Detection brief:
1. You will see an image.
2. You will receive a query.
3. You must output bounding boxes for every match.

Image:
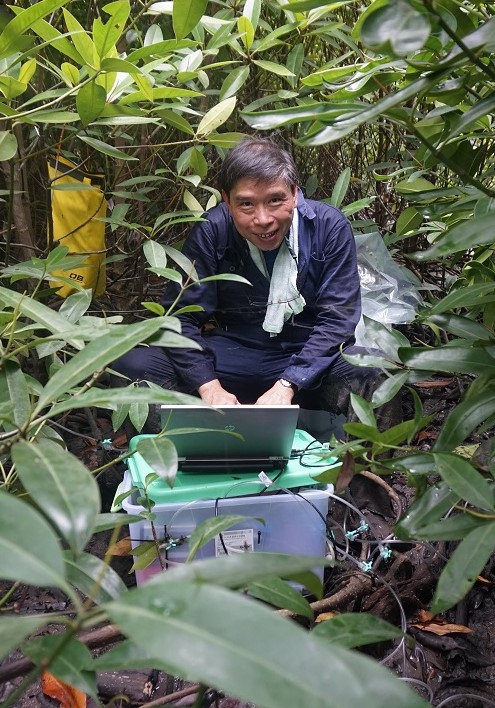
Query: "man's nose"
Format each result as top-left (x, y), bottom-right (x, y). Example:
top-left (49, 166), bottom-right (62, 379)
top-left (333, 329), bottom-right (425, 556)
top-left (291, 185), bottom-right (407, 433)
top-left (253, 205), bottom-right (273, 225)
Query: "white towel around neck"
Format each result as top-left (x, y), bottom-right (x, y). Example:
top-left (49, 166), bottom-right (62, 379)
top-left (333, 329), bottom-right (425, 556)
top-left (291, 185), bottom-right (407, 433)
top-left (246, 210), bottom-right (306, 336)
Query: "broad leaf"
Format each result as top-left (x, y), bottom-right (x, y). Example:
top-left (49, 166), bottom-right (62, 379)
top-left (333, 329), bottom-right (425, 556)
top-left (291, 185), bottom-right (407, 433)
top-left (35, 318), bottom-right (169, 411)
top-left (435, 387), bottom-right (495, 451)
top-left (187, 515), bottom-right (255, 561)
top-left (136, 435), bottom-right (178, 487)
top-left (399, 345), bottom-right (495, 376)
top-left (0, 491), bottom-right (67, 590)
top-left (173, 0), bottom-right (208, 40)
top-left (432, 453), bottom-right (495, 512)
top-left (78, 135), bottom-right (138, 160)
top-left (247, 575), bottom-right (314, 618)
top-left (395, 483), bottom-right (460, 540)
top-left (432, 523), bottom-right (495, 614)
top-left (417, 214), bottom-right (495, 259)
top-left (76, 80), bottom-right (106, 126)
top-left (24, 634), bottom-right (97, 700)
top-left (3, 361), bottom-right (30, 427)
top-left (13, 440), bottom-right (100, 554)
top-left (0, 286), bottom-right (85, 350)
top-left (0, 615), bottom-right (53, 662)
top-left (196, 97), bottom-right (236, 137)
top-left (64, 551), bottom-right (127, 604)
top-left (0, 130), bottom-right (17, 161)
top-left (313, 612), bottom-right (402, 649)
top-left (107, 582), bottom-right (427, 708)
top-left (406, 513), bottom-right (493, 541)
top-left (0, 0), bottom-right (71, 60)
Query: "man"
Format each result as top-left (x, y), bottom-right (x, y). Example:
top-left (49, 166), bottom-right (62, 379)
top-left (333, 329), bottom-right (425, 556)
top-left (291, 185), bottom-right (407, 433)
top-left (114, 137), bottom-right (389, 424)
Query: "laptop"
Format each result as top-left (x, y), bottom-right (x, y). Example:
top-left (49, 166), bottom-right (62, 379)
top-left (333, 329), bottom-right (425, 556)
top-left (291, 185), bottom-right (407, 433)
top-left (159, 404), bottom-right (299, 472)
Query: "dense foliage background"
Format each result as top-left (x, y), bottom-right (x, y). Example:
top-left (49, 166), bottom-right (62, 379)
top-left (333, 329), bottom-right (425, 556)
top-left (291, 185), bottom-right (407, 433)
top-left (1, 0), bottom-right (495, 705)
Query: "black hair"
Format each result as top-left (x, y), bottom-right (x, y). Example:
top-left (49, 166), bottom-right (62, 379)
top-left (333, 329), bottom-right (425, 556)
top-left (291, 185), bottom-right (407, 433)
top-left (219, 137), bottom-right (298, 195)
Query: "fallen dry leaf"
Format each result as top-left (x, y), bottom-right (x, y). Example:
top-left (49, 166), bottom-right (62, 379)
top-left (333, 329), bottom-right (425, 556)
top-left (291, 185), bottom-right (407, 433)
top-left (410, 621), bottom-right (472, 636)
top-left (110, 536), bottom-right (132, 556)
top-left (42, 672), bottom-right (86, 708)
top-left (315, 611), bottom-right (339, 623)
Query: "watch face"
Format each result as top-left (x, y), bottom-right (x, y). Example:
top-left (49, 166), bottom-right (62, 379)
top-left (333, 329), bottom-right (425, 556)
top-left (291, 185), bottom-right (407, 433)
top-left (279, 379), bottom-right (292, 387)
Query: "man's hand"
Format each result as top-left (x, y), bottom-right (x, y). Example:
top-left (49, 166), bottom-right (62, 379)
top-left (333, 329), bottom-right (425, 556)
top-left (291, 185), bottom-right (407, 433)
top-left (198, 379), bottom-right (240, 405)
top-left (256, 380), bottom-right (295, 406)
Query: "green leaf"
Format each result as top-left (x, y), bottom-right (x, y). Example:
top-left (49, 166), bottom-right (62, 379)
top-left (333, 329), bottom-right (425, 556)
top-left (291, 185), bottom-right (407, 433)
top-left (312, 613), bottom-right (402, 649)
top-left (371, 371), bottom-right (409, 407)
top-left (426, 313), bottom-right (492, 341)
top-left (416, 214), bottom-right (495, 260)
top-left (35, 318), bottom-right (168, 411)
top-left (0, 286), bottom-right (85, 350)
top-left (107, 582), bottom-right (428, 708)
top-left (76, 80), bottom-right (107, 127)
top-left (220, 65), bottom-right (250, 101)
top-left (187, 515), bottom-right (254, 562)
top-left (252, 59), bottom-right (295, 78)
top-left (329, 167), bottom-right (350, 208)
top-left (0, 130), bottom-right (17, 161)
top-left (432, 523), bottom-right (495, 614)
top-left (24, 634), bottom-right (97, 700)
top-left (247, 575), bottom-right (314, 618)
top-left (360, 0), bottom-right (430, 56)
top-left (0, 491), bottom-right (67, 589)
top-left (238, 15), bottom-right (254, 50)
top-left (64, 551), bottom-right (127, 604)
top-left (93, 0), bottom-right (130, 59)
top-left (153, 108), bottom-right (195, 135)
top-left (0, 0), bottom-right (71, 61)
top-left (395, 483), bottom-right (460, 540)
top-left (399, 344), bottom-right (495, 376)
top-left (143, 239), bottom-right (167, 269)
top-left (406, 513), bottom-right (492, 541)
top-left (162, 244), bottom-right (199, 281)
top-left (12, 440), bottom-right (100, 554)
top-left (432, 453), bottom-right (495, 512)
top-left (435, 387), bottom-right (495, 451)
top-left (45, 386), bottom-right (201, 420)
top-left (396, 177), bottom-right (436, 194)
top-left (196, 97), bottom-right (237, 137)
top-left (0, 615), bottom-right (53, 662)
top-left (3, 360), bottom-right (30, 427)
top-left (136, 436), bottom-right (178, 487)
top-left (207, 131), bottom-right (247, 148)
top-left (350, 393), bottom-right (376, 426)
top-left (78, 134), bottom-right (138, 160)
top-left (173, 0), bottom-right (208, 40)
top-left (396, 206), bottom-right (422, 236)
top-left (62, 8), bottom-right (97, 67)
top-left (426, 283), bottom-right (495, 315)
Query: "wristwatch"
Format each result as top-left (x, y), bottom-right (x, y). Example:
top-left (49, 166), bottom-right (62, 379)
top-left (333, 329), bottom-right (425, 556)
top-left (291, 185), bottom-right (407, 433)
top-left (278, 378), bottom-right (297, 391)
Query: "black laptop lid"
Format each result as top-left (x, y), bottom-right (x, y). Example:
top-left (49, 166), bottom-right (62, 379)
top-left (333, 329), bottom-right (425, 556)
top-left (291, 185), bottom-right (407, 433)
top-left (159, 405), bottom-right (299, 472)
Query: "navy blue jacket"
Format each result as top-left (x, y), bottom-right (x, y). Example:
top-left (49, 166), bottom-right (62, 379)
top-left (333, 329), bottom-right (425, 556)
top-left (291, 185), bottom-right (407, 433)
top-left (160, 191), bottom-right (361, 391)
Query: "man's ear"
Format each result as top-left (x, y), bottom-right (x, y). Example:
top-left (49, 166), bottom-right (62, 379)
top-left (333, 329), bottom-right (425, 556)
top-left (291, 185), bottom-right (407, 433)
top-left (222, 189), bottom-right (230, 206)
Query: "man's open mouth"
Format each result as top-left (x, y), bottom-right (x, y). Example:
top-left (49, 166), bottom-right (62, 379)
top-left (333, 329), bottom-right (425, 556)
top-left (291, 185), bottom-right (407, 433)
top-left (259, 229), bottom-right (277, 239)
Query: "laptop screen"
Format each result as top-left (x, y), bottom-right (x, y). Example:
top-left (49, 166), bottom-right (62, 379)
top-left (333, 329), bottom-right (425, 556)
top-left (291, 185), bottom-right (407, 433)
top-left (159, 404), bottom-right (300, 472)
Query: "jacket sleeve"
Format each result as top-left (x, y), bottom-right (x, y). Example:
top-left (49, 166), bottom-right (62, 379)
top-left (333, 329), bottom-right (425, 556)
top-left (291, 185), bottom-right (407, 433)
top-left (281, 208), bottom-right (361, 389)
top-left (159, 215), bottom-right (225, 391)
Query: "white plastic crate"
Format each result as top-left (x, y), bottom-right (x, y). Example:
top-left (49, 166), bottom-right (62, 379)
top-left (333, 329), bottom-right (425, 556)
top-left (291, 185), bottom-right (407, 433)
top-left (118, 472), bottom-right (332, 585)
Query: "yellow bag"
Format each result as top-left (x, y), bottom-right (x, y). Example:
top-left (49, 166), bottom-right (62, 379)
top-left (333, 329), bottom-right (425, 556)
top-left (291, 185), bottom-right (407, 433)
top-left (48, 154), bottom-right (106, 297)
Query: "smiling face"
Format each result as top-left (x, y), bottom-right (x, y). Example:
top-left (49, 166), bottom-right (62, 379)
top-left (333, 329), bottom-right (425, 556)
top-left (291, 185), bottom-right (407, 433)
top-left (222, 177), bottom-right (298, 251)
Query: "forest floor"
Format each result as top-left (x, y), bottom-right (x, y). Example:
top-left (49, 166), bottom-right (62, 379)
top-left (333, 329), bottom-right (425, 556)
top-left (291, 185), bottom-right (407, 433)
top-left (1, 378), bottom-right (495, 708)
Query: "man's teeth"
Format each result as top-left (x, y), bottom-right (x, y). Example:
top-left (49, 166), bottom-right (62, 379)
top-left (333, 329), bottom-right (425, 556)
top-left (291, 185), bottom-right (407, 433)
top-left (260, 230), bottom-right (276, 239)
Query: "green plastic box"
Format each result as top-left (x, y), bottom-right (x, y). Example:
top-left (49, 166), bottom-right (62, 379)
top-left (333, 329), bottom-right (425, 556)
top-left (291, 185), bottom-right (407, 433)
top-left (124, 429), bottom-right (338, 505)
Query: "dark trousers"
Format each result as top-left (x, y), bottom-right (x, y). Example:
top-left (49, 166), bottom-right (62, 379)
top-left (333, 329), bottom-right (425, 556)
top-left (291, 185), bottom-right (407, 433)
top-left (112, 334), bottom-right (401, 433)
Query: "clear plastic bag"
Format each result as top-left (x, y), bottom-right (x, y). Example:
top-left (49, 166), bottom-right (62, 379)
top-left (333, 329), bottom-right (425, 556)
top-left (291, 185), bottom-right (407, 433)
top-left (354, 232), bottom-right (423, 345)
